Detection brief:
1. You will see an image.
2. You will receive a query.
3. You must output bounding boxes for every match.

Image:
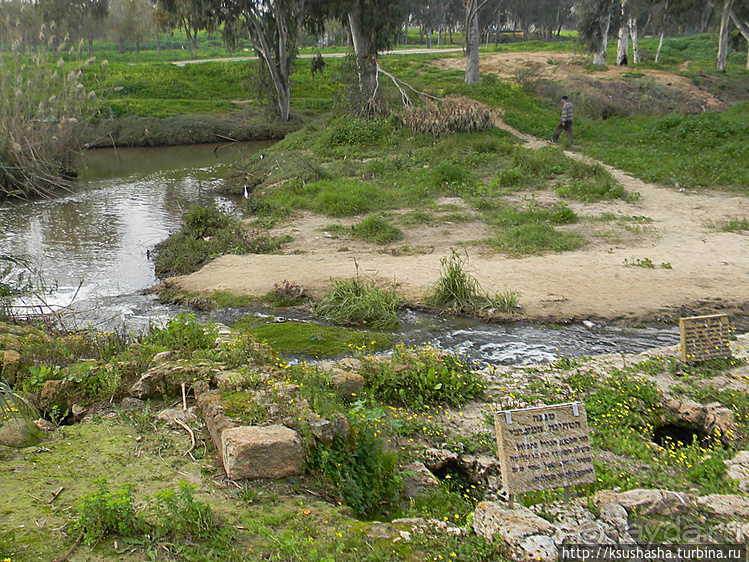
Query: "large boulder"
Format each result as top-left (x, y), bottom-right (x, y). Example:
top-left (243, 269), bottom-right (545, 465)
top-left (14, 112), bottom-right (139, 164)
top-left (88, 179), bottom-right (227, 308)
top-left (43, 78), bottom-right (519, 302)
top-left (473, 501), bottom-right (555, 548)
top-left (129, 360), bottom-right (220, 399)
top-left (403, 462), bottom-right (440, 499)
top-left (0, 419), bottom-right (41, 448)
top-left (221, 424), bottom-right (304, 480)
top-left (596, 489), bottom-right (692, 517)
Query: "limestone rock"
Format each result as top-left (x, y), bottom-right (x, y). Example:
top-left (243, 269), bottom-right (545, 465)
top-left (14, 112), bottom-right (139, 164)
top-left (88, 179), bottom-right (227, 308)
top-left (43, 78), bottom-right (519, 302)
top-left (604, 489), bottom-right (692, 517)
top-left (403, 461), bottom-right (440, 499)
top-left (309, 414), bottom-right (351, 445)
top-left (725, 450), bottom-right (749, 492)
top-left (151, 350), bottom-right (174, 365)
top-left (119, 397), bottom-right (145, 411)
top-left (197, 390), bottom-right (237, 464)
top-left (473, 501), bottom-right (555, 544)
top-left (221, 424), bottom-right (304, 480)
top-left (39, 379), bottom-right (72, 413)
top-left (695, 494), bottom-right (749, 518)
top-left (422, 447), bottom-right (459, 472)
top-left (156, 407), bottom-right (198, 424)
top-left (0, 419), bottom-right (41, 448)
top-left (330, 370), bottom-right (365, 399)
top-left (2, 349), bottom-right (21, 386)
top-left (129, 360), bottom-right (218, 399)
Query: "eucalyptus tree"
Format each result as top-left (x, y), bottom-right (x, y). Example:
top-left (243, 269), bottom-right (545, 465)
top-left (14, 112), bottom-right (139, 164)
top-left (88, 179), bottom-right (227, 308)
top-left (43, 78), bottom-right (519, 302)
top-left (39, 0), bottom-right (109, 53)
top-left (464, 0), bottom-right (488, 83)
top-left (577, 0), bottom-right (615, 66)
top-left (216, 0), bottom-right (321, 121)
top-left (157, 0), bottom-right (215, 57)
top-left (322, 0), bottom-right (405, 101)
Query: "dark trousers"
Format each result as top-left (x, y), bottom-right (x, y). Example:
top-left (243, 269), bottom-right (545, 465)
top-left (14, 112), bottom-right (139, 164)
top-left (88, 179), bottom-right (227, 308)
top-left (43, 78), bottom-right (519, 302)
top-left (552, 121), bottom-right (573, 145)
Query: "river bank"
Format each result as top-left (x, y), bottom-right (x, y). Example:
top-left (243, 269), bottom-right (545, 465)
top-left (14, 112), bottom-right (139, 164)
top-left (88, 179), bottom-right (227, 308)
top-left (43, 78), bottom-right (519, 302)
top-left (76, 110), bottom-right (309, 149)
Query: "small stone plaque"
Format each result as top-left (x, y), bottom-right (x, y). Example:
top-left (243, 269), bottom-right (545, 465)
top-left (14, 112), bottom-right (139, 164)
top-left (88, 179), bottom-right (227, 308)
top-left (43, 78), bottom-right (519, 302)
top-left (680, 314), bottom-right (732, 363)
top-left (495, 402), bottom-right (595, 495)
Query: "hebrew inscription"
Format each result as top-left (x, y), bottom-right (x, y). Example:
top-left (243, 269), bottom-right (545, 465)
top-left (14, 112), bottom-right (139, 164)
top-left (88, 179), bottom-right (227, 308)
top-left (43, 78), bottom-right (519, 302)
top-left (495, 402), bottom-right (595, 495)
top-left (680, 314), bottom-right (731, 363)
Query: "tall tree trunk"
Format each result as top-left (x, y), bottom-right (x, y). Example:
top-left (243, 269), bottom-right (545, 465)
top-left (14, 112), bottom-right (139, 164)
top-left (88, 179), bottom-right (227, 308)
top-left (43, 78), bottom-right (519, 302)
top-left (247, 6), bottom-right (293, 121)
top-left (655, 30), bottom-right (665, 63)
top-left (426, 27), bottom-right (432, 48)
top-left (594, 10), bottom-right (612, 66)
top-left (617, 0), bottom-right (630, 65)
top-left (464, 0), bottom-right (481, 83)
top-left (348, 7), bottom-right (378, 99)
top-left (88, 34), bottom-right (94, 55)
top-left (716, 0), bottom-right (734, 71)
top-left (438, 25), bottom-right (443, 46)
top-left (630, 17), bottom-right (640, 63)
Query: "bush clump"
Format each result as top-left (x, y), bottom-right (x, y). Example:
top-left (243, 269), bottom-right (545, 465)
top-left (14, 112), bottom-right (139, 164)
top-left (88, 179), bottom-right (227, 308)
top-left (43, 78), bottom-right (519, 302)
top-left (351, 215), bottom-right (404, 244)
top-left (360, 344), bottom-right (486, 408)
top-left (153, 204), bottom-right (291, 277)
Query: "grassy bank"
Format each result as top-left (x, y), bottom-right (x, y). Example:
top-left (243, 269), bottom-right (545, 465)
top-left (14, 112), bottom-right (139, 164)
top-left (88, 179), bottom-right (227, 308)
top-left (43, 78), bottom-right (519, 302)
top-left (2, 317), bottom-right (748, 561)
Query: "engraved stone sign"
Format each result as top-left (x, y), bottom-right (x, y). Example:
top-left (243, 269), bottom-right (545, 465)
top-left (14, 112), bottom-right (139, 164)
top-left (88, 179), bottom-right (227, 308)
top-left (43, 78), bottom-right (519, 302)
top-left (495, 402), bottom-right (595, 495)
top-left (680, 314), bottom-right (732, 363)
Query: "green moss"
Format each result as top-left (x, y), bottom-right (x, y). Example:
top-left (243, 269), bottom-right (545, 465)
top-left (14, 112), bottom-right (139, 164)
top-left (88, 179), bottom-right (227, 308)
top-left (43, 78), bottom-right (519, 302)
top-left (234, 318), bottom-right (394, 358)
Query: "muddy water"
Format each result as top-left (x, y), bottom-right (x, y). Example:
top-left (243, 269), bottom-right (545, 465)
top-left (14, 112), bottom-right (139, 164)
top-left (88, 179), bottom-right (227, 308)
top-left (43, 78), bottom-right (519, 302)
top-left (0, 141), bottom-right (271, 330)
top-left (0, 142), bottom-right (680, 363)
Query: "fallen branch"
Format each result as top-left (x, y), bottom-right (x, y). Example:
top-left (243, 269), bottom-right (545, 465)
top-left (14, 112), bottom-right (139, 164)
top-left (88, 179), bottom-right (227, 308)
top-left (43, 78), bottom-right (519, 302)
top-left (181, 382), bottom-right (187, 412)
top-left (48, 486), bottom-right (65, 504)
top-left (375, 60), bottom-right (442, 106)
top-left (53, 532), bottom-right (83, 562)
top-left (174, 418), bottom-right (196, 456)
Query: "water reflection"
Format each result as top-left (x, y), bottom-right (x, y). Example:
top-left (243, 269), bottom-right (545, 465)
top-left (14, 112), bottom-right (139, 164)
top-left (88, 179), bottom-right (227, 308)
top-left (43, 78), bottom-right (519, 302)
top-left (0, 141), bottom-right (271, 312)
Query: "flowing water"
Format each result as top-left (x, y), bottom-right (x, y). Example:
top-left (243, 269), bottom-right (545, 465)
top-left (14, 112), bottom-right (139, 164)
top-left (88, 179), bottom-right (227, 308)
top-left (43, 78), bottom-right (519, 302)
top-left (0, 142), bottom-right (680, 365)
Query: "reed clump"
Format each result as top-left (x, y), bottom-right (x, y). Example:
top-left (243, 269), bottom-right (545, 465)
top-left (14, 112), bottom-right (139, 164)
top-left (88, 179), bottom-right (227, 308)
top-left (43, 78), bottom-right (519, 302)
top-left (0, 22), bottom-right (104, 199)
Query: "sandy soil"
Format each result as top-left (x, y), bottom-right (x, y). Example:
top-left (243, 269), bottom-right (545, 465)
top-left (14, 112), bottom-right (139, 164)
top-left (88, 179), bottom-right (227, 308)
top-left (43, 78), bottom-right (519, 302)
top-left (172, 59), bottom-right (748, 324)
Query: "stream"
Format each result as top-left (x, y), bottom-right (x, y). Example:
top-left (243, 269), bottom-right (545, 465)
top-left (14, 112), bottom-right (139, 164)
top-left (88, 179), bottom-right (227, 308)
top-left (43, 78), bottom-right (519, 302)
top-left (0, 143), bottom-right (680, 365)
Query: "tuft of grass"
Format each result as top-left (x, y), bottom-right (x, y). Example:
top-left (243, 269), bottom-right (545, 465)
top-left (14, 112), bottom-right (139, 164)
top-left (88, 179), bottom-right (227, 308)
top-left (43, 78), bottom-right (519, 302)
top-left (313, 274), bottom-right (401, 330)
top-left (719, 217), bottom-right (749, 233)
top-left (351, 215), bottom-right (404, 244)
top-left (488, 223), bottom-right (584, 255)
top-left (425, 250), bottom-right (519, 315)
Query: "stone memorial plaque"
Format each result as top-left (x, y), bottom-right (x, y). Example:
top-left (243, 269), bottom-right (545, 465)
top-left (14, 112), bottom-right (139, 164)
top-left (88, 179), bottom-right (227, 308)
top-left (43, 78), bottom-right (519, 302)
top-left (495, 402), bottom-right (595, 495)
top-left (680, 314), bottom-right (732, 363)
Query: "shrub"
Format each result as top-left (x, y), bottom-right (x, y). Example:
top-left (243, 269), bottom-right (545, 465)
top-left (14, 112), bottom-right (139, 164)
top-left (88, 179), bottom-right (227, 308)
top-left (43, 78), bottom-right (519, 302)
top-left (153, 204), bottom-right (291, 277)
top-left (360, 344), bottom-right (486, 408)
top-left (144, 313), bottom-right (217, 353)
top-left (313, 275), bottom-right (400, 330)
top-left (310, 421), bottom-right (402, 519)
top-left (351, 215), bottom-right (404, 244)
top-left (74, 480), bottom-right (142, 545)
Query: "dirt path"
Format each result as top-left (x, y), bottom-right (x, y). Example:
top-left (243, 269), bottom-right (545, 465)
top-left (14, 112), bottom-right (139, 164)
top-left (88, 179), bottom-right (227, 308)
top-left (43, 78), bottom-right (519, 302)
top-left (173, 83), bottom-right (748, 324)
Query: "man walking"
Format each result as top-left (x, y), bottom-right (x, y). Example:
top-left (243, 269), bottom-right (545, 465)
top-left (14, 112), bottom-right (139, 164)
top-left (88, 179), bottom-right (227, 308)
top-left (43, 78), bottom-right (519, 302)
top-left (550, 95), bottom-right (573, 147)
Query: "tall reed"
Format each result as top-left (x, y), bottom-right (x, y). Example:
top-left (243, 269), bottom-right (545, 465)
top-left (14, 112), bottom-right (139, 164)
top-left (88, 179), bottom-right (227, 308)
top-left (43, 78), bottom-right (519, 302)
top-left (1, 20), bottom-right (105, 198)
